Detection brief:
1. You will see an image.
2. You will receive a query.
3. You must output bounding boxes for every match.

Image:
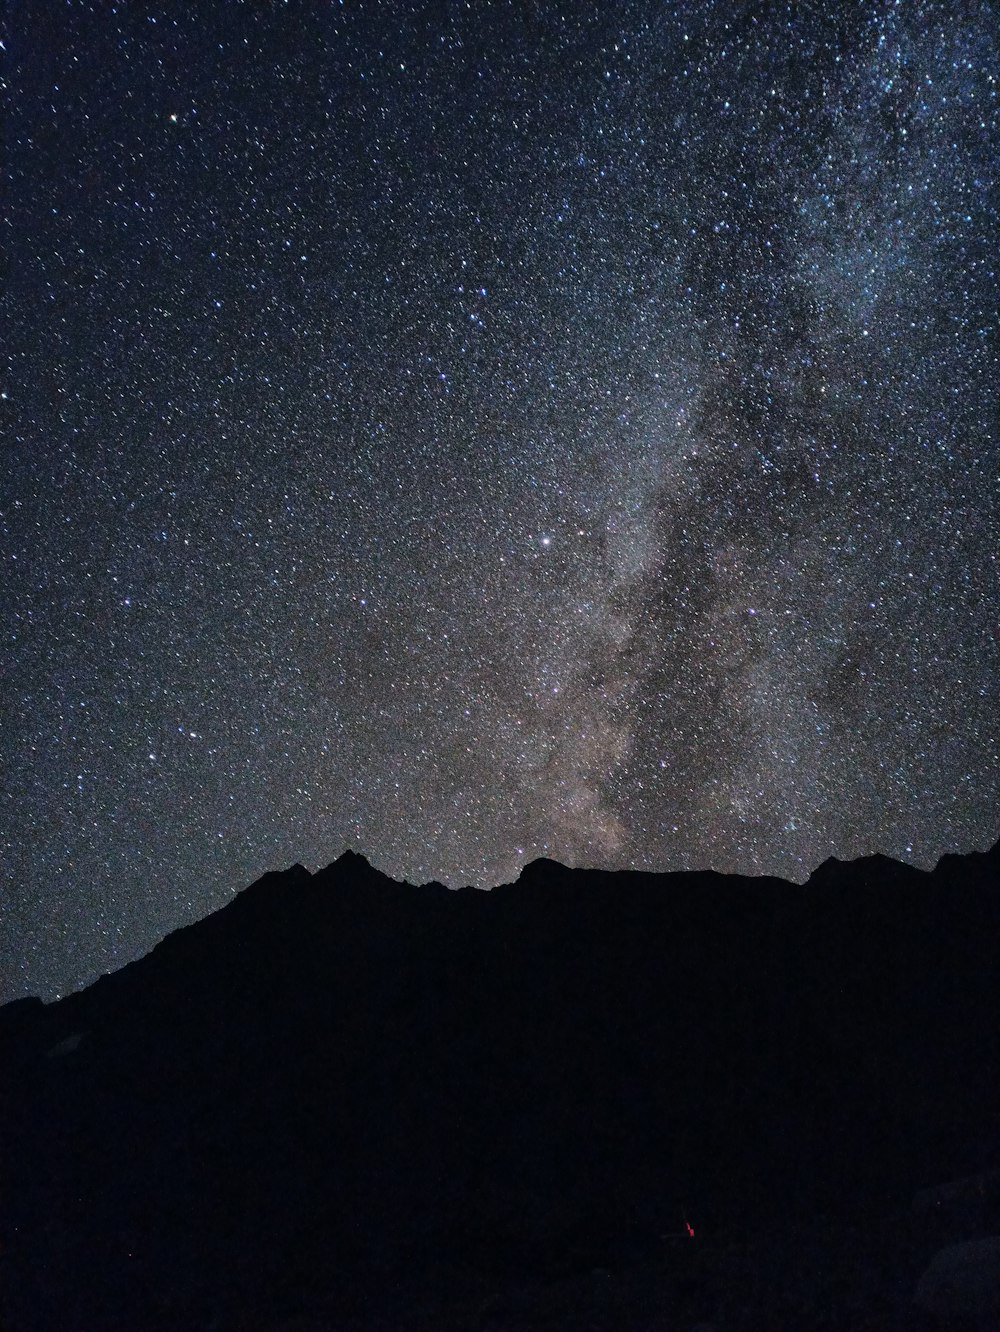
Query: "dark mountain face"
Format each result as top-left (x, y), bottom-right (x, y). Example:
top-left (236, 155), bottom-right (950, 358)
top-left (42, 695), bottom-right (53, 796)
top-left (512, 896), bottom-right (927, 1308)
top-left (2, 843), bottom-right (998, 1330)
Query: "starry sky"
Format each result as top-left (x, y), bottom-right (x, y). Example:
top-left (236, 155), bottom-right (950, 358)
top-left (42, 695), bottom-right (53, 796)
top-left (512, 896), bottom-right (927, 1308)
top-left (4, 0), bottom-right (998, 1002)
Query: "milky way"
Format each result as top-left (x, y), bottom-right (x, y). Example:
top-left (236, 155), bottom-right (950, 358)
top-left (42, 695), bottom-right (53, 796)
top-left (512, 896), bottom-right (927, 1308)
top-left (3, 1), bottom-right (998, 1000)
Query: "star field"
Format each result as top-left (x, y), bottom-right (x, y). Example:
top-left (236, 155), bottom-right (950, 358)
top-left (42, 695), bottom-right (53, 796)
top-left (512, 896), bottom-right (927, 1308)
top-left (3, 0), bottom-right (998, 1000)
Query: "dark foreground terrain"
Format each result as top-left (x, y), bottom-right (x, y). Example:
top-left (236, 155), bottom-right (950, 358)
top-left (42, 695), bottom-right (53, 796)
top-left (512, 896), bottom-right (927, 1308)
top-left (3, 843), bottom-right (999, 1330)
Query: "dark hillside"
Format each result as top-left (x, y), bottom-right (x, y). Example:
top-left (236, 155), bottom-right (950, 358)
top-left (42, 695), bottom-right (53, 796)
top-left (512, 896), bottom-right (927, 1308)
top-left (2, 843), bottom-right (998, 1329)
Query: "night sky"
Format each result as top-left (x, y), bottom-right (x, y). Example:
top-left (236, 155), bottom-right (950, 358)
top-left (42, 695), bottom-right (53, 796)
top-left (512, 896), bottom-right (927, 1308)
top-left (4, 0), bottom-right (998, 1002)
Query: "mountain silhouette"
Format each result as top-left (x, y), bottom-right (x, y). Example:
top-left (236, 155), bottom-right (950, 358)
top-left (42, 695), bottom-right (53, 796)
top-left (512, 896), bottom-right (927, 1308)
top-left (2, 842), bottom-right (999, 1330)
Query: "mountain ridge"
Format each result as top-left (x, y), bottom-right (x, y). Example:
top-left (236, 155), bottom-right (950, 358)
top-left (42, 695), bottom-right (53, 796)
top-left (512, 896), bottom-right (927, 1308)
top-left (8, 840), bottom-right (999, 1017)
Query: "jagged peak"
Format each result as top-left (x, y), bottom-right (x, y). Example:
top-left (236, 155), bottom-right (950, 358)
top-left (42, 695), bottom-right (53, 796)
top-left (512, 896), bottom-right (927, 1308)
top-left (326, 848), bottom-right (381, 876)
top-left (806, 850), bottom-right (921, 885)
